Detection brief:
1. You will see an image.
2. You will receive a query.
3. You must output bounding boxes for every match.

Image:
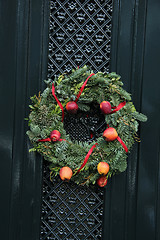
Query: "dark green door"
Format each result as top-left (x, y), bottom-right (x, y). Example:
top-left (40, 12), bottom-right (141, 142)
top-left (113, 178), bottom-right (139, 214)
top-left (0, 0), bottom-right (160, 239)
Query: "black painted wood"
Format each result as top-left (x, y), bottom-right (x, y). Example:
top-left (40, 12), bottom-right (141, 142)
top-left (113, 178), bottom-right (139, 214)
top-left (136, 1), bottom-right (160, 239)
top-left (0, 1), bottom-right (17, 239)
top-left (0, 0), bottom-right (160, 240)
top-left (0, 0), bottom-right (49, 239)
top-left (103, 1), bottom-right (137, 239)
top-left (103, 1), bottom-right (160, 240)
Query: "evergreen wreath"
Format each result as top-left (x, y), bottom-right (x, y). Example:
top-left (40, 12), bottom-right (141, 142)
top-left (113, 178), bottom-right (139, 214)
top-left (27, 66), bottom-right (147, 186)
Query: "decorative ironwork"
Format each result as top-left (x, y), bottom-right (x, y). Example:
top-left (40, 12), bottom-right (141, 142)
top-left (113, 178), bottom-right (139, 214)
top-left (64, 104), bottom-right (107, 143)
top-left (41, 164), bottom-right (104, 240)
top-left (40, 107), bottom-right (106, 240)
top-left (41, 0), bottom-right (113, 239)
top-left (48, 0), bottom-right (113, 78)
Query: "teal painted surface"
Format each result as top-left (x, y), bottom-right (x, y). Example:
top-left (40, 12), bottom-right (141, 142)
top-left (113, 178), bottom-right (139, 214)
top-left (0, 0), bottom-right (160, 239)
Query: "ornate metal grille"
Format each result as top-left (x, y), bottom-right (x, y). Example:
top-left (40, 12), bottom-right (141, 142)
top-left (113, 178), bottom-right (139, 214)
top-left (41, 0), bottom-right (113, 239)
top-left (48, 0), bottom-right (113, 78)
top-left (41, 164), bottom-right (104, 240)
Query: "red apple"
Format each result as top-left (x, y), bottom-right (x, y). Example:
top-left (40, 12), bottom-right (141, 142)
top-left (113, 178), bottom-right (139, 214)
top-left (103, 127), bottom-right (118, 141)
top-left (66, 101), bottom-right (78, 114)
top-left (97, 176), bottom-right (108, 187)
top-left (97, 162), bottom-right (109, 175)
top-left (100, 101), bottom-right (111, 114)
top-left (59, 167), bottom-right (73, 181)
top-left (50, 130), bottom-right (61, 142)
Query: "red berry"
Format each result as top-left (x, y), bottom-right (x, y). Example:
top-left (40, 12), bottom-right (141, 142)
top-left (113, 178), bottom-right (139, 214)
top-left (97, 176), bottom-right (108, 187)
top-left (103, 127), bottom-right (118, 141)
top-left (50, 130), bottom-right (61, 142)
top-left (66, 101), bottom-right (78, 114)
top-left (100, 101), bottom-right (111, 114)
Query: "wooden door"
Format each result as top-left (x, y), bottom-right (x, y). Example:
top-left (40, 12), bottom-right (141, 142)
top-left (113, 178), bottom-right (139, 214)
top-left (0, 0), bottom-right (160, 239)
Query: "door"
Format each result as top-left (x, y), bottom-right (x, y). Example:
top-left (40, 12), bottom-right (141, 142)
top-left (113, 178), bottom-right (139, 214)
top-left (0, 0), bottom-right (160, 240)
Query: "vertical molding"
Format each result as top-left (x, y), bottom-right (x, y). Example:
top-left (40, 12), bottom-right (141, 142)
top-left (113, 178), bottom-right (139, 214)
top-left (156, 137), bottom-right (160, 240)
top-left (136, 0), bottom-right (160, 239)
top-left (0, 1), bottom-right (17, 239)
top-left (102, 1), bottom-right (121, 237)
top-left (8, 0), bottom-right (32, 239)
top-left (111, 1), bottom-right (137, 240)
top-left (8, 0), bottom-right (49, 239)
top-left (125, 1), bottom-right (148, 240)
top-left (41, 0), bottom-right (50, 89)
top-left (104, 0), bottom-right (147, 240)
top-left (105, 0), bottom-right (160, 240)
top-left (130, 0), bottom-right (148, 111)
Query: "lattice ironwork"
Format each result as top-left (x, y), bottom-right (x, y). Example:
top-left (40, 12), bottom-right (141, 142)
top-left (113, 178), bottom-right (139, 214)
top-left (40, 107), bottom-right (106, 240)
top-left (41, 164), bottom-right (104, 240)
top-left (48, 0), bottom-right (113, 78)
top-left (41, 0), bottom-right (113, 239)
top-left (64, 104), bottom-right (107, 143)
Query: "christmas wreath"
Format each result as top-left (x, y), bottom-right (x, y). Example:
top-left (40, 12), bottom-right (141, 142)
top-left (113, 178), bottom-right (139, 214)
top-left (27, 66), bottom-right (147, 187)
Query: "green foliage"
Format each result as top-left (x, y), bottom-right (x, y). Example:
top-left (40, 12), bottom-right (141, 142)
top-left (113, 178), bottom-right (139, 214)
top-left (26, 66), bottom-right (147, 186)
top-left (132, 111), bottom-right (148, 122)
